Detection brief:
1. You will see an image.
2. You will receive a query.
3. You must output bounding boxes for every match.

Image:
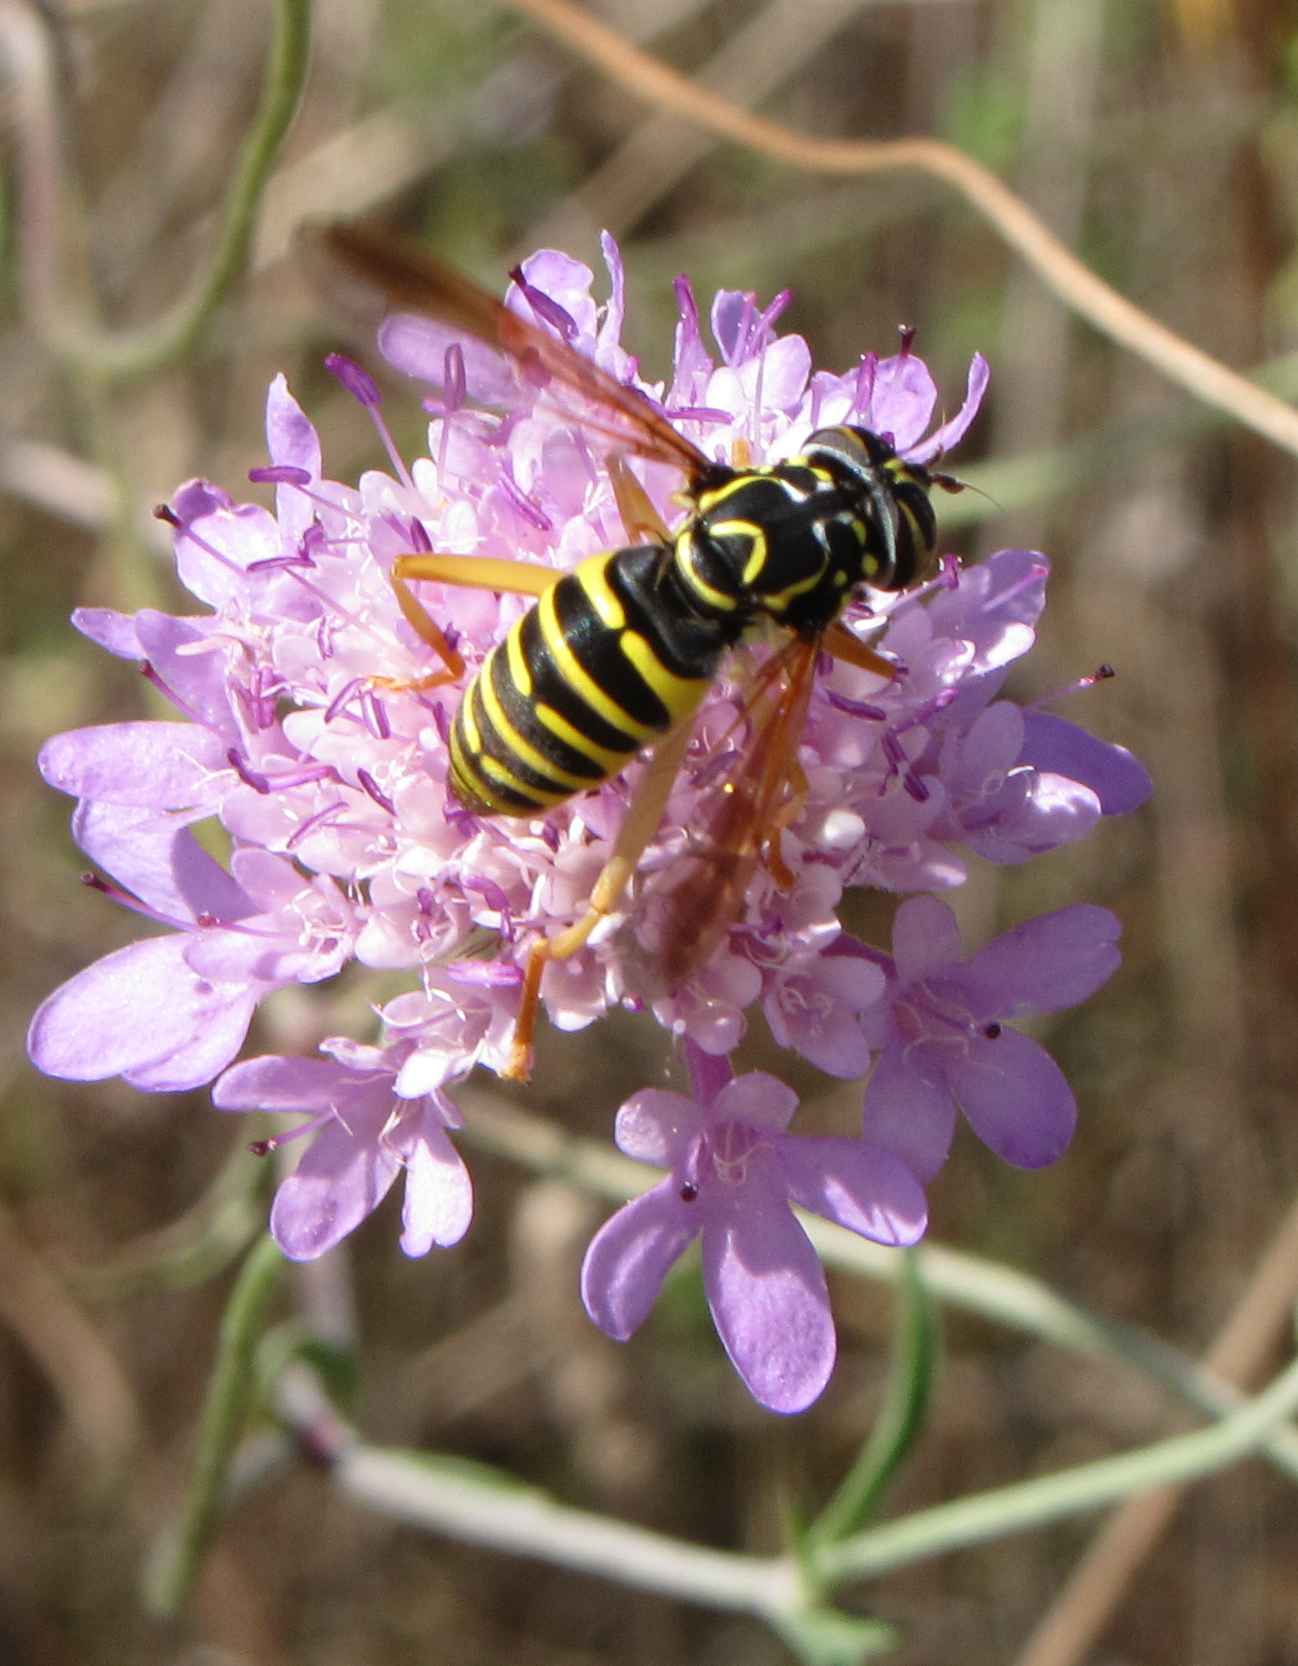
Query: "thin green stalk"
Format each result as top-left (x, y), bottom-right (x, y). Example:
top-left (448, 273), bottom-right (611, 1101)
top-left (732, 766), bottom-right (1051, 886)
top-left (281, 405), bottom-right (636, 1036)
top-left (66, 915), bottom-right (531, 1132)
top-left (337, 1444), bottom-right (802, 1618)
top-left (809, 1353), bottom-right (1298, 1588)
top-left (805, 1248), bottom-right (940, 1550)
top-left (143, 1234), bottom-right (286, 1617)
top-left (50, 0), bottom-right (312, 380)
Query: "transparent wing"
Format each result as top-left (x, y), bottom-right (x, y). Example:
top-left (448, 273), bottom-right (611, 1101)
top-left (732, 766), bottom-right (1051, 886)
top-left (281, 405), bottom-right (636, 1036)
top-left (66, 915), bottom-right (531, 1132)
top-left (312, 220), bottom-right (715, 477)
top-left (653, 637), bottom-right (819, 990)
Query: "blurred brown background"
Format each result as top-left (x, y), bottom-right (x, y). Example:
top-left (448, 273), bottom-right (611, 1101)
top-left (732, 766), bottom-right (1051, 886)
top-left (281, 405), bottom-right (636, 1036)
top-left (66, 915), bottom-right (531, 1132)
top-left (3, 0), bottom-right (1298, 1662)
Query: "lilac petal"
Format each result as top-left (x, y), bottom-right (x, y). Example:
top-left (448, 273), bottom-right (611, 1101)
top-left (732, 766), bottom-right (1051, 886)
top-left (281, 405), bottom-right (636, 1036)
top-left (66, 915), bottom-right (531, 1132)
top-left (1020, 711), bottom-right (1153, 816)
top-left (581, 1183), bottom-right (699, 1339)
top-left (28, 935), bottom-right (256, 1090)
top-left (865, 352), bottom-right (937, 451)
top-left (702, 1203), bottom-right (835, 1414)
top-left (905, 353), bottom-right (989, 465)
top-left (712, 1071), bottom-right (799, 1133)
top-left (214, 1054), bottom-right (374, 1110)
top-left (961, 772), bottom-right (1101, 864)
top-left (72, 802), bottom-right (255, 922)
top-left (957, 905), bottom-right (1121, 1018)
top-left (265, 373), bottom-right (322, 479)
top-left (39, 722), bottom-right (229, 808)
top-left (614, 1089), bottom-right (698, 1163)
top-left (270, 1114), bottom-right (402, 1260)
top-left (397, 1117), bottom-right (473, 1254)
top-left (950, 1028), bottom-right (1077, 1168)
top-left (174, 502), bottom-right (282, 608)
top-left (766, 980), bottom-right (872, 1078)
top-left (860, 1041), bottom-right (958, 1182)
top-left (379, 313), bottom-right (517, 405)
top-left (72, 608), bottom-right (143, 657)
top-left (779, 1137), bottom-right (927, 1246)
top-left (134, 611), bottom-right (238, 738)
top-left (891, 894), bottom-right (962, 985)
top-left (755, 336), bottom-right (812, 411)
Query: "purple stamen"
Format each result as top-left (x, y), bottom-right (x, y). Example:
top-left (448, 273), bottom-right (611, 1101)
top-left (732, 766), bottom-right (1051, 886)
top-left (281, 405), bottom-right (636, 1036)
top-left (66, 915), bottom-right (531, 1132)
top-left (324, 677), bottom-right (366, 725)
top-left (139, 660), bottom-right (200, 722)
top-left (156, 505), bottom-right (243, 574)
top-left (509, 268), bottom-right (577, 343)
top-left (249, 464), bottom-right (312, 487)
top-left (325, 353), bottom-right (382, 409)
top-left (228, 750), bottom-right (342, 795)
top-left (853, 354), bottom-right (878, 418)
top-left (444, 343), bottom-right (466, 411)
top-left (356, 769), bottom-right (396, 815)
top-left (498, 468), bottom-right (553, 532)
top-left (286, 801), bottom-right (348, 850)
top-left (81, 871), bottom-right (192, 931)
top-left (663, 404), bottom-right (732, 426)
top-left (825, 689), bottom-right (888, 721)
top-left (363, 688), bottom-right (391, 741)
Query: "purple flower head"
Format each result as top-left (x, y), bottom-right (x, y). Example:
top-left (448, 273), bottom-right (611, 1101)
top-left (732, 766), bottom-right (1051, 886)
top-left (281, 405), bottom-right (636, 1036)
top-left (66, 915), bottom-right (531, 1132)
top-left (581, 1045), bottom-right (927, 1413)
top-left (214, 1039), bottom-right (472, 1260)
top-left (30, 233), bottom-right (1148, 1341)
top-left (860, 897), bottom-right (1122, 1180)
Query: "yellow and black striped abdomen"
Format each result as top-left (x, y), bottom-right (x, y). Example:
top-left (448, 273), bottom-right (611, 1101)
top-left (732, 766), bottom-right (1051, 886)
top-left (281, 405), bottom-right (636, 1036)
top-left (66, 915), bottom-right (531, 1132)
top-left (449, 545), bottom-right (733, 818)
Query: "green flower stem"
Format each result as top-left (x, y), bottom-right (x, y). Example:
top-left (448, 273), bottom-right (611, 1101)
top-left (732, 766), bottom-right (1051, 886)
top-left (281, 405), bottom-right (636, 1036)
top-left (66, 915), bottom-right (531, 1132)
top-left (805, 1250), bottom-right (940, 1550)
top-left (808, 1352), bottom-right (1298, 1589)
top-left (143, 1234), bottom-right (286, 1617)
top-left (462, 1094), bottom-right (1298, 1483)
top-left (336, 1444), bottom-right (802, 1617)
top-left (48, 0), bottom-right (312, 381)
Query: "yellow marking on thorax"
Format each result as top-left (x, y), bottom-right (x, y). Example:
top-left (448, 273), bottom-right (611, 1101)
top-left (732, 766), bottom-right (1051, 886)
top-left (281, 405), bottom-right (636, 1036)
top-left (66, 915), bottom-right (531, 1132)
top-left (537, 586), bottom-right (657, 743)
top-left (618, 631), bottom-right (710, 723)
top-left (674, 529), bottom-right (737, 613)
top-left (695, 474), bottom-right (759, 516)
top-left (759, 559), bottom-right (828, 613)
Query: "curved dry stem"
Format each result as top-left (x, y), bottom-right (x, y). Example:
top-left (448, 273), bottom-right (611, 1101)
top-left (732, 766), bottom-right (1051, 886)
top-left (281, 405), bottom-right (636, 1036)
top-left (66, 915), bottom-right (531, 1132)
top-left (503, 0), bottom-right (1298, 460)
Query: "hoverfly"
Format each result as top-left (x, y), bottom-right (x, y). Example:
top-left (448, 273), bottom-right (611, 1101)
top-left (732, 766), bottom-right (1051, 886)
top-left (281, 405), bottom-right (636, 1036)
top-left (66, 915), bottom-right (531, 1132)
top-left (317, 222), bottom-right (956, 1079)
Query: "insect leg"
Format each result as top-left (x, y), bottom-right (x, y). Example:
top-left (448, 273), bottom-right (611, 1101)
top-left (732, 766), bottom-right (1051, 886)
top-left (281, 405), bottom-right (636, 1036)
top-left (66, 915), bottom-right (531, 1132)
top-left (505, 713), bottom-right (696, 1081)
top-left (607, 455), bottom-right (670, 544)
top-left (822, 620), bottom-right (897, 681)
top-left (377, 554), bottom-right (558, 692)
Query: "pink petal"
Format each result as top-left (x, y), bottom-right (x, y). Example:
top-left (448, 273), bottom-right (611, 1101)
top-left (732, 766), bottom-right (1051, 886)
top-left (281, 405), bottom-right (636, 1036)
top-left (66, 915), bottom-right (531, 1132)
top-left (270, 1114), bottom-right (401, 1260)
top-left (71, 802), bottom-right (254, 922)
top-left (860, 1042), bottom-right (958, 1182)
top-left (891, 895), bottom-right (963, 985)
top-left (581, 1183), bottom-right (698, 1339)
top-left (29, 935), bottom-right (255, 1090)
top-left (779, 1137), bottom-right (926, 1246)
top-left (39, 722), bottom-right (229, 808)
top-left (398, 1118), bottom-right (473, 1254)
top-left (702, 1205), bottom-right (835, 1414)
top-left (950, 1028), bottom-right (1077, 1168)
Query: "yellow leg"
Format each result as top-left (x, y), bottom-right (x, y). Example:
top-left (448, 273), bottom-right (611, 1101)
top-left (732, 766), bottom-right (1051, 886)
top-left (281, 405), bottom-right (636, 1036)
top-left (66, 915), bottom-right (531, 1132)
top-left (607, 455), bottom-right (670, 545)
top-left (822, 620), bottom-right (897, 681)
top-left (376, 552), bottom-right (560, 693)
top-left (504, 713), bottom-right (697, 1081)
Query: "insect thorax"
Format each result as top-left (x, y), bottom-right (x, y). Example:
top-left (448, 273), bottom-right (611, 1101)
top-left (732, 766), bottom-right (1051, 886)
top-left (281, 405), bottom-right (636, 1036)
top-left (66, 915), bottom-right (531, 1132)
top-left (672, 426), bottom-right (938, 637)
